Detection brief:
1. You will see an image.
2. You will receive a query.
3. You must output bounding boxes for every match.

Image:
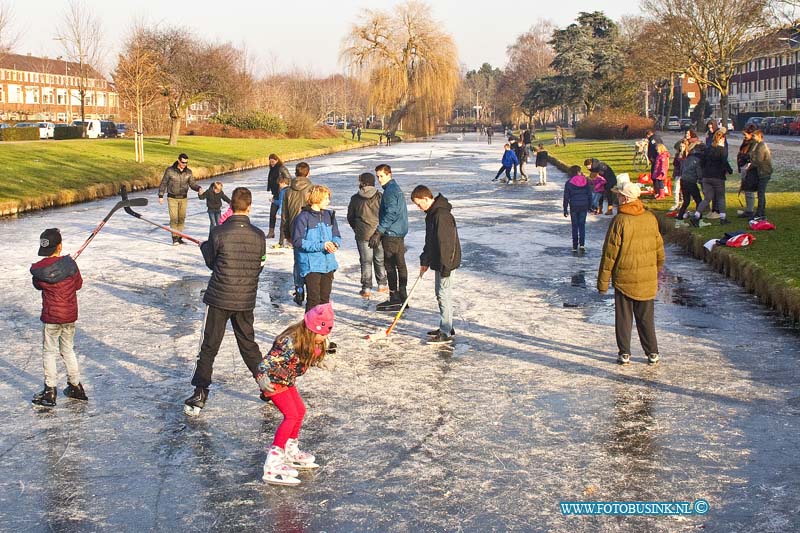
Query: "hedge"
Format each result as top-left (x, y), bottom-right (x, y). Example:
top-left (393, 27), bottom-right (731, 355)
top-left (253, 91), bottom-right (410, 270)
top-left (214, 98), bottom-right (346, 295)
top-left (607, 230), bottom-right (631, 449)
top-left (53, 126), bottom-right (84, 140)
top-left (0, 127), bottom-right (40, 141)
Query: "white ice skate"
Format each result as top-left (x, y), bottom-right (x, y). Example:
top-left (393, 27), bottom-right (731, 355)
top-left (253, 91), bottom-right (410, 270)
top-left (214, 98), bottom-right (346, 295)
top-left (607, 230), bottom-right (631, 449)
top-left (262, 446), bottom-right (301, 486)
top-left (285, 438), bottom-right (319, 470)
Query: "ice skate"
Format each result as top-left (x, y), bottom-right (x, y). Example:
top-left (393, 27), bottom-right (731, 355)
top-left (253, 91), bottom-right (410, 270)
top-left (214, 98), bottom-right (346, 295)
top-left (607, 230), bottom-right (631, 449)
top-left (183, 386), bottom-right (208, 416)
top-left (32, 384), bottom-right (57, 407)
top-left (376, 291), bottom-right (402, 312)
top-left (262, 446), bottom-right (301, 485)
top-left (63, 382), bottom-right (88, 401)
top-left (285, 438), bottom-right (319, 470)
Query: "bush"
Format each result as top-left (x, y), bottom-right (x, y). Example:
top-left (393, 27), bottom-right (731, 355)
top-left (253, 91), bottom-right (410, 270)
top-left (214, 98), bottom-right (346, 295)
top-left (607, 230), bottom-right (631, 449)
top-left (210, 111), bottom-right (287, 134)
top-left (185, 122), bottom-right (286, 139)
top-left (285, 111), bottom-right (316, 138)
top-left (53, 126), bottom-right (84, 140)
top-left (0, 127), bottom-right (40, 141)
top-left (574, 110), bottom-right (655, 140)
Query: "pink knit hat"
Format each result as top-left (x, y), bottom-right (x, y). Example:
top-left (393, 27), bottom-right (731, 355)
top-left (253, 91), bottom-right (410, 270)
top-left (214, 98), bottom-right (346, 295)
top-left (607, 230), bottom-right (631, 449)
top-left (304, 303), bottom-right (334, 335)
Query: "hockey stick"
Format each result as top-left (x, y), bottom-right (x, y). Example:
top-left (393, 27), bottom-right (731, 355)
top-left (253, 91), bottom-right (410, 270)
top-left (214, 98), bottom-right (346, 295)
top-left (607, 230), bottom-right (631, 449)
top-left (366, 274), bottom-right (423, 341)
top-left (119, 186), bottom-right (202, 245)
top-left (72, 195), bottom-right (149, 259)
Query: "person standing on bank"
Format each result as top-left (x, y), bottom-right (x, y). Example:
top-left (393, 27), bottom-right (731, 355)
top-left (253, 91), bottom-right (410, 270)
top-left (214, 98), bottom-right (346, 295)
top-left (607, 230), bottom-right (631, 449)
top-left (184, 187), bottom-right (267, 416)
top-left (411, 185), bottom-right (462, 345)
top-left (747, 129), bottom-right (772, 219)
top-left (159, 153), bottom-right (203, 245)
top-left (370, 164), bottom-right (409, 311)
top-left (347, 172), bottom-right (388, 298)
top-left (597, 182), bottom-right (665, 366)
top-left (266, 154), bottom-right (292, 240)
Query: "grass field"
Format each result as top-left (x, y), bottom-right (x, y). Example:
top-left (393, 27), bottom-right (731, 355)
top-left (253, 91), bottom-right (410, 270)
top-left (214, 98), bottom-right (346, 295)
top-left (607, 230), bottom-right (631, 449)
top-left (550, 137), bottom-right (800, 291)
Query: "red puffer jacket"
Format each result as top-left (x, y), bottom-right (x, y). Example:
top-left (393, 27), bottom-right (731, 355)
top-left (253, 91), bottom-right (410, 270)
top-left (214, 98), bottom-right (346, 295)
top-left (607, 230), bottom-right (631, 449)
top-left (30, 255), bottom-right (83, 324)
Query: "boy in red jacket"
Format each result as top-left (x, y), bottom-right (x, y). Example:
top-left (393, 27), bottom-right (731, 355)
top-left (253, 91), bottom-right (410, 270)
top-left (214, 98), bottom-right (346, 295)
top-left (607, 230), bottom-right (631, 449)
top-left (30, 228), bottom-right (87, 407)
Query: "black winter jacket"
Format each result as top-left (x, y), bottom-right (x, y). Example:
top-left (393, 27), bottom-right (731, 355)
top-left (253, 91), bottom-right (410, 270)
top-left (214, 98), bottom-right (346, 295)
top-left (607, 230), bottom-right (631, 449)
top-left (267, 163), bottom-right (291, 198)
top-left (535, 150), bottom-right (548, 167)
top-left (158, 161), bottom-right (200, 199)
top-left (420, 194), bottom-right (461, 277)
top-left (347, 186), bottom-right (382, 241)
top-left (588, 158), bottom-right (617, 188)
top-left (702, 146), bottom-right (733, 180)
top-left (198, 188), bottom-right (231, 211)
top-left (281, 177), bottom-right (313, 240)
top-left (201, 215), bottom-right (266, 311)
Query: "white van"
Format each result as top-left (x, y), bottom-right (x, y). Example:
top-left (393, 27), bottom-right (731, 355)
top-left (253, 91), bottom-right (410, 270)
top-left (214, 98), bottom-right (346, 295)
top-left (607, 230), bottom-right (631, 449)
top-left (71, 119), bottom-right (102, 139)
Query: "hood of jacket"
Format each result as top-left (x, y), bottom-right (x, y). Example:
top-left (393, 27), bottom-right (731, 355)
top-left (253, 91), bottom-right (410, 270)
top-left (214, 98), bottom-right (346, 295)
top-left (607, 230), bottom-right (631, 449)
top-left (291, 176), bottom-right (312, 192)
top-left (569, 175), bottom-right (588, 187)
top-left (30, 255), bottom-right (79, 284)
top-left (427, 193), bottom-right (453, 216)
top-left (358, 185), bottom-right (379, 199)
top-left (618, 199), bottom-right (645, 216)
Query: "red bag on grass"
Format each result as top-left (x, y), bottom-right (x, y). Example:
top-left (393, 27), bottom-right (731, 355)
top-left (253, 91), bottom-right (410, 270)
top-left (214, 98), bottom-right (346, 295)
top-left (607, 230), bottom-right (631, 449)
top-left (749, 219), bottom-right (776, 230)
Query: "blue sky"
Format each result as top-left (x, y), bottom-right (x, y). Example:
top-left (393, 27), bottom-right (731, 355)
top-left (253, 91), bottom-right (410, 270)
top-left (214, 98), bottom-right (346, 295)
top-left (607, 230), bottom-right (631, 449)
top-left (12, 0), bottom-right (636, 75)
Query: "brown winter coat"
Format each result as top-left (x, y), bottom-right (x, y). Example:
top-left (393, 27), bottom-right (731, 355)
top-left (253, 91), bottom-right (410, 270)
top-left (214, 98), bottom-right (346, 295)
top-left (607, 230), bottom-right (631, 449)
top-left (597, 200), bottom-right (665, 300)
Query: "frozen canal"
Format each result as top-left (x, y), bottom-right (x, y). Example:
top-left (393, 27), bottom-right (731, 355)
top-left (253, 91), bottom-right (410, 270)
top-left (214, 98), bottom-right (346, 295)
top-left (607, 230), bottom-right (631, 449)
top-left (0, 136), bottom-right (798, 532)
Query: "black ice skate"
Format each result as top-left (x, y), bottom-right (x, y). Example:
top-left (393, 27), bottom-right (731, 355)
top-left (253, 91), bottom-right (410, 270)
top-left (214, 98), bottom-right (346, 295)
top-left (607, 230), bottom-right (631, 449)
top-left (32, 385), bottom-right (57, 407)
top-left (63, 382), bottom-right (88, 401)
top-left (183, 386), bottom-right (209, 416)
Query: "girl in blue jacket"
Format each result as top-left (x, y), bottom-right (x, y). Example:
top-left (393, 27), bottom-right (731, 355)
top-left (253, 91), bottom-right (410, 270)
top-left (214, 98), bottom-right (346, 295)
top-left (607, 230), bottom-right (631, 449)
top-left (292, 185), bottom-right (342, 311)
top-left (563, 165), bottom-right (593, 252)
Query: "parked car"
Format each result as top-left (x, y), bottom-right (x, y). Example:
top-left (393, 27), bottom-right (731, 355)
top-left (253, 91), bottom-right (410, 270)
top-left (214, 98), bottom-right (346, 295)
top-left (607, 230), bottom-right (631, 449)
top-left (744, 116), bottom-right (764, 129)
top-left (14, 121), bottom-right (54, 139)
top-left (679, 118), bottom-right (693, 131)
top-left (789, 116), bottom-right (800, 135)
top-left (100, 120), bottom-right (118, 138)
top-left (115, 123), bottom-right (130, 137)
top-left (761, 117), bottom-right (777, 134)
top-left (0, 123), bottom-right (10, 129)
top-left (666, 116), bottom-right (681, 131)
top-left (769, 116), bottom-right (794, 135)
top-left (71, 119), bottom-right (102, 139)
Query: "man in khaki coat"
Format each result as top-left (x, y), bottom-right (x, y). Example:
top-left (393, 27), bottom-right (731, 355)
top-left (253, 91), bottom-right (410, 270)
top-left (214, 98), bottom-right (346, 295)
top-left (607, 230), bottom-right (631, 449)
top-left (597, 181), bottom-right (665, 365)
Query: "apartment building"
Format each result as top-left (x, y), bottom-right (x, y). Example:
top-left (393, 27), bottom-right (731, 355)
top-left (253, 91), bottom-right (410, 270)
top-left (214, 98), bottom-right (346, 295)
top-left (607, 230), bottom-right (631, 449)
top-left (0, 52), bottom-right (119, 122)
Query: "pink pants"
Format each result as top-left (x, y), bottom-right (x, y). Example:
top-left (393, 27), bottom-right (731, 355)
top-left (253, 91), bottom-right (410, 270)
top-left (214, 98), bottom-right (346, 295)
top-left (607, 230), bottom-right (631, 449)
top-left (270, 386), bottom-right (306, 448)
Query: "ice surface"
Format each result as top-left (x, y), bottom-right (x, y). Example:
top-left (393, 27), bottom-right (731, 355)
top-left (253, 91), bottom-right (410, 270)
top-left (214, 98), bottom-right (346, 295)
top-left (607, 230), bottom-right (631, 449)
top-left (0, 135), bottom-right (799, 531)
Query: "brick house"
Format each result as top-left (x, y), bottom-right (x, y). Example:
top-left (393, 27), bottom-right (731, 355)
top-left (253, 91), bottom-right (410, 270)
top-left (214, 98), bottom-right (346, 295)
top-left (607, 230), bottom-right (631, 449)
top-left (0, 52), bottom-right (119, 122)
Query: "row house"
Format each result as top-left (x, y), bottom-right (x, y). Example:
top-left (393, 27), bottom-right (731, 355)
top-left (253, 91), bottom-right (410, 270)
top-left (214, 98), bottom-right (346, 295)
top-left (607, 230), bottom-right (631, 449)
top-left (0, 52), bottom-right (119, 122)
top-left (708, 30), bottom-right (800, 116)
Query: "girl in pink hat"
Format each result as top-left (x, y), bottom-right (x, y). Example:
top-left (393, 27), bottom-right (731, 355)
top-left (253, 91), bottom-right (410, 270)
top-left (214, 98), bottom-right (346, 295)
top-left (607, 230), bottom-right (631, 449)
top-left (256, 302), bottom-right (334, 486)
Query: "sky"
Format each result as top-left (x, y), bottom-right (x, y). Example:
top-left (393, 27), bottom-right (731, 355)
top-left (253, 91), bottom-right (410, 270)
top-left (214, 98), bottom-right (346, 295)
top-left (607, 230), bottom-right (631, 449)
top-left (10, 0), bottom-right (636, 76)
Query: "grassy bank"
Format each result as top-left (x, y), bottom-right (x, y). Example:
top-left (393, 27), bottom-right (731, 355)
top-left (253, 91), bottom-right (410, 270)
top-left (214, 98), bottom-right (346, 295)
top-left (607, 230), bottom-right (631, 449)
top-left (0, 135), bottom-right (372, 216)
top-left (548, 137), bottom-right (800, 321)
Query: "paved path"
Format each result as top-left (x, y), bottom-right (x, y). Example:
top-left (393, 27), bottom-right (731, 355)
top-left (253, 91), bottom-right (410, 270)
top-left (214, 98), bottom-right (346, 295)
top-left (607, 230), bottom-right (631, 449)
top-left (0, 136), bottom-right (798, 532)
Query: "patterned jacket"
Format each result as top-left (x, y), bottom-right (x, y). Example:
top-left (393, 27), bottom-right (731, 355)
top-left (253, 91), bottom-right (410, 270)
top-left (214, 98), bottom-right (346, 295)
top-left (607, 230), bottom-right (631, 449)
top-left (256, 335), bottom-right (309, 387)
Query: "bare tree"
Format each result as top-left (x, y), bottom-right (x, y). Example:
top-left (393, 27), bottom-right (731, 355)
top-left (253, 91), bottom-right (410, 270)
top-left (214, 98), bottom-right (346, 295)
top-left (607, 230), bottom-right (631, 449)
top-left (143, 28), bottom-right (239, 146)
top-left (55, 0), bottom-right (104, 134)
top-left (0, 2), bottom-right (18, 60)
top-left (642, 0), bottom-right (773, 127)
top-left (341, 0), bottom-right (460, 135)
top-left (114, 25), bottom-right (161, 162)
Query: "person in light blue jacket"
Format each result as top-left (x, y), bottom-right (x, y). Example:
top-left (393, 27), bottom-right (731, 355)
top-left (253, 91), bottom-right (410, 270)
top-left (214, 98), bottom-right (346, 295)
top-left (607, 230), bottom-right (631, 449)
top-left (292, 185), bottom-right (342, 311)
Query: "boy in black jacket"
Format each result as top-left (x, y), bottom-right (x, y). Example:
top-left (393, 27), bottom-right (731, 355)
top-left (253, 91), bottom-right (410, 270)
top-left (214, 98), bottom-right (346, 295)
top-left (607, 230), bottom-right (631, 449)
top-left (411, 185), bottom-right (462, 345)
top-left (347, 172), bottom-right (388, 298)
top-left (184, 187), bottom-right (267, 416)
top-left (198, 181), bottom-right (231, 230)
top-left (534, 144), bottom-right (548, 185)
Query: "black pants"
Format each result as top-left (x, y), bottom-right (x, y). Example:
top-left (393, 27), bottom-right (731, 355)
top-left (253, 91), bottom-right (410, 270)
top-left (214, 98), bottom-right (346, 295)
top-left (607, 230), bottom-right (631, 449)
top-left (191, 305), bottom-right (263, 389)
top-left (268, 197), bottom-right (279, 231)
top-left (614, 291), bottom-right (658, 356)
top-left (677, 181), bottom-right (702, 220)
top-left (305, 271), bottom-right (334, 311)
top-left (381, 236), bottom-right (408, 293)
top-left (494, 165), bottom-right (511, 180)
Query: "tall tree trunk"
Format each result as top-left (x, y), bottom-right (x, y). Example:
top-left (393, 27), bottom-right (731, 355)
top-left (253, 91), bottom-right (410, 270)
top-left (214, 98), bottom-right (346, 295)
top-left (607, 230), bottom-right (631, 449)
top-left (720, 89), bottom-right (729, 129)
top-left (695, 87), bottom-right (707, 132)
top-left (168, 102), bottom-right (181, 146)
top-left (666, 73), bottom-right (675, 120)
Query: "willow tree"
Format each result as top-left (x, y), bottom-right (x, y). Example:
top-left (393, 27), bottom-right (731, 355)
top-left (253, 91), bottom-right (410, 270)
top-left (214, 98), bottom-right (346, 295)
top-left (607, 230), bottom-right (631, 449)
top-left (341, 1), bottom-right (459, 136)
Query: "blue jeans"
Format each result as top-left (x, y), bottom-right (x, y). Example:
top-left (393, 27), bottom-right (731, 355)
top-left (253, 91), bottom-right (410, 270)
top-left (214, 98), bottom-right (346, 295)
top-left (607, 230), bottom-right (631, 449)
top-left (570, 210), bottom-right (587, 248)
top-left (435, 271), bottom-right (453, 335)
top-left (292, 248), bottom-right (304, 291)
top-left (356, 240), bottom-right (387, 290)
top-left (591, 192), bottom-right (603, 211)
top-left (208, 210), bottom-right (221, 228)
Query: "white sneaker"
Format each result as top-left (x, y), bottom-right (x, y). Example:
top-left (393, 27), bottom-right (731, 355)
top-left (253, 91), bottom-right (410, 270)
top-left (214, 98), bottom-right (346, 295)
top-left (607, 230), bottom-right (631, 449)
top-left (706, 212), bottom-right (721, 219)
top-left (698, 220), bottom-right (712, 227)
top-left (285, 438), bottom-right (319, 469)
top-left (262, 446), bottom-right (301, 485)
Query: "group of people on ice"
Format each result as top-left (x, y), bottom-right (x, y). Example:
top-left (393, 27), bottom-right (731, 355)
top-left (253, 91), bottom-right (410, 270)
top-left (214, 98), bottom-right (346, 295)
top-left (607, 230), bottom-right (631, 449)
top-left (29, 152), bottom-right (462, 487)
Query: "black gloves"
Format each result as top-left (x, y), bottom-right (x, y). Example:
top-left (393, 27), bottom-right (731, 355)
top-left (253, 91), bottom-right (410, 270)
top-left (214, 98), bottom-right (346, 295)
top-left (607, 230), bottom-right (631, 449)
top-left (368, 231), bottom-right (383, 249)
